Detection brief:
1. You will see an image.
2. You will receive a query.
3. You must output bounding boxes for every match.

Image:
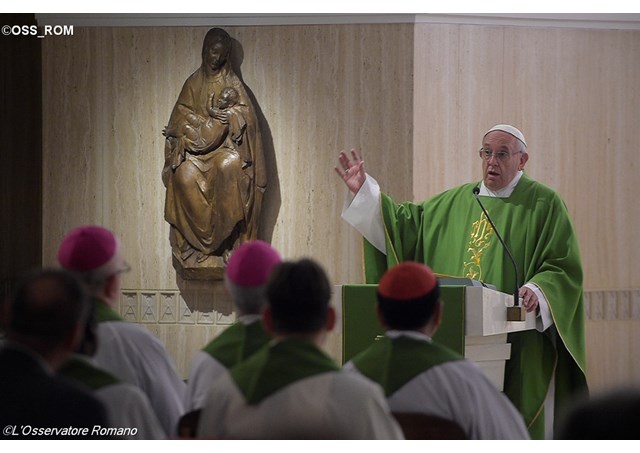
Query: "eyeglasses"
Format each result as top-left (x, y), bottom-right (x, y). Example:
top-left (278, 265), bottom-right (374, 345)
top-left (478, 148), bottom-right (521, 162)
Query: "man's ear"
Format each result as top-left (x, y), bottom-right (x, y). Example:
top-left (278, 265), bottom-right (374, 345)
top-left (434, 299), bottom-right (443, 326)
top-left (518, 152), bottom-right (529, 171)
top-left (103, 274), bottom-right (118, 302)
top-left (427, 300), bottom-right (443, 336)
top-left (325, 306), bottom-right (336, 332)
top-left (65, 321), bottom-right (86, 355)
top-left (262, 306), bottom-right (275, 335)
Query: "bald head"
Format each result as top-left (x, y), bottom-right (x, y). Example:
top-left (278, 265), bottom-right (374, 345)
top-left (10, 268), bottom-right (89, 345)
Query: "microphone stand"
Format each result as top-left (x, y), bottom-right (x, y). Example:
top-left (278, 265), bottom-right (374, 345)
top-left (472, 187), bottom-right (526, 321)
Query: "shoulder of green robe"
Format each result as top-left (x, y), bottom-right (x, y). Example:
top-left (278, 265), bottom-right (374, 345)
top-left (94, 299), bottom-right (124, 322)
top-left (351, 335), bottom-right (464, 396)
top-left (517, 174), bottom-right (563, 199)
top-left (59, 356), bottom-right (121, 391)
top-left (425, 182), bottom-right (481, 206)
top-left (230, 338), bottom-right (339, 405)
top-left (202, 321), bottom-right (271, 369)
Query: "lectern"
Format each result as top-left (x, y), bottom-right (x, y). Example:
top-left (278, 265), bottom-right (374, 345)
top-left (336, 283), bottom-right (536, 391)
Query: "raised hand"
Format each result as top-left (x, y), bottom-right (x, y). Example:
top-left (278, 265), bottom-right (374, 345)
top-left (335, 149), bottom-right (366, 194)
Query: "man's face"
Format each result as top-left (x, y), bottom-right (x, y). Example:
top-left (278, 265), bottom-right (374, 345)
top-left (481, 131), bottom-right (528, 191)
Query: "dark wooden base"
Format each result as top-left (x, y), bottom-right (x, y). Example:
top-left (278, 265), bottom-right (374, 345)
top-left (172, 253), bottom-right (225, 280)
top-left (507, 305), bottom-right (527, 322)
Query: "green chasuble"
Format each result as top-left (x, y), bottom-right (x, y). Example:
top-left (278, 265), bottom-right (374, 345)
top-left (202, 320), bottom-right (271, 369)
top-left (230, 337), bottom-right (339, 405)
top-left (59, 356), bottom-right (120, 391)
top-left (363, 174), bottom-right (587, 439)
top-left (350, 335), bottom-right (463, 396)
top-left (94, 299), bottom-right (124, 323)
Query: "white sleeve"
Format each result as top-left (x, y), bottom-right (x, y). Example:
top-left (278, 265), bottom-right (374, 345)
top-left (98, 384), bottom-right (167, 440)
top-left (341, 174), bottom-right (387, 254)
top-left (184, 351), bottom-right (227, 412)
top-left (524, 282), bottom-right (554, 331)
top-left (196, 374), bottom-right (233, 439)
top-left (94, 323), bottom-right (186, 436)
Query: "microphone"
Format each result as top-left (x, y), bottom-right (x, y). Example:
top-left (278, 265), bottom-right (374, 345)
top-left (472, 187), bottom-right (524, 320)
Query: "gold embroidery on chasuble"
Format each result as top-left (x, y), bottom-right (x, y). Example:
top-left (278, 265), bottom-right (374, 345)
top-left (464, 212), bottom-right (494, 280)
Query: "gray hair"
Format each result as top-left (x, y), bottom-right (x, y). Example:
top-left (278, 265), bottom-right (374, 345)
top-left (224, 276), bottom-right (268, 315)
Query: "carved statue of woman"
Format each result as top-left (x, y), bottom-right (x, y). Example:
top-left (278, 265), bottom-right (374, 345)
top-left (162, 28), bottom-right (266, 279)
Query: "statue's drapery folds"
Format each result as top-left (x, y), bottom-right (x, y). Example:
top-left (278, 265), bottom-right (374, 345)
top-left (162, 28), bottom-right (266, 279)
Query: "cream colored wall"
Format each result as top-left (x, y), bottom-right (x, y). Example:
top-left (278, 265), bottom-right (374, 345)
top-left (584, 291), bottom-right (640, 393)
top-left (41, 24), bottom-right (414, 376)
top-left (42, 22), bottom-right (640, 390)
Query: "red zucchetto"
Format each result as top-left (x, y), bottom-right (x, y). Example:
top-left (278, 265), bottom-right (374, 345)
top-left (377, 261), bottom-right (438, 301)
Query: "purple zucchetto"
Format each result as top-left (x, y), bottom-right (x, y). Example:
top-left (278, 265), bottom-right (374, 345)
top-left (57, 225), bottom-right (128, 277)
top-left (225, 240), bottom-right (282, 287)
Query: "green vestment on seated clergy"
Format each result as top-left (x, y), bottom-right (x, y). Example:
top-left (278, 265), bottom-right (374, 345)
top-left (363, 174), bottom-right (588, 439)
top-left (59, 357), bottom-right (120, 390)
top-left (350, 336), bottom-right (463, 396)
top-left (231, 338), bottom-right (339, 405)
top-left (202, 320), bottom-right (271, 369)
top-left (94, 299), bottom-right (124, 322)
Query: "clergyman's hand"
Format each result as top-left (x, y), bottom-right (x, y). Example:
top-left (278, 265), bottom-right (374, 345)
top-left (518, 286), bottom-right (539, 313)
top-left (335, 149), bottom-right (366, 195)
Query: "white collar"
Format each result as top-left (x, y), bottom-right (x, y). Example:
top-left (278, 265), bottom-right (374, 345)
top-left (385, 330), bottom-right (432, 342)
top-left (238, 314), bottom-right (262, 325)
top-left (479, 170), bottom-right (523, 198)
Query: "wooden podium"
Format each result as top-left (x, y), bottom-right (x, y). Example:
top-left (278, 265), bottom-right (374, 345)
top-left (336, 283), bottom-right (536, 391)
